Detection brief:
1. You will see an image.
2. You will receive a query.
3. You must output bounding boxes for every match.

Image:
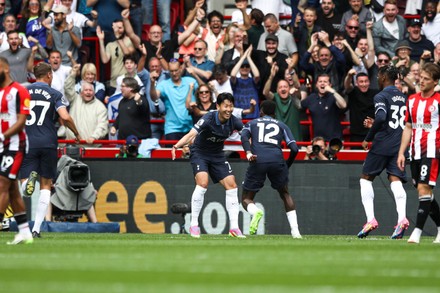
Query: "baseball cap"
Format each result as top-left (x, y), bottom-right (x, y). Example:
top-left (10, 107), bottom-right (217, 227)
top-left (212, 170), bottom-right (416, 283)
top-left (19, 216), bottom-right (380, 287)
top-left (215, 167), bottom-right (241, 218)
top-left (265, 34), bottom-right (278, 43)
top-left (408, 18), bottom-right (422, 27)
top-left (126, 135), bottom-right (139, 145)
top-left (52, 5), bottom-right (68, 14)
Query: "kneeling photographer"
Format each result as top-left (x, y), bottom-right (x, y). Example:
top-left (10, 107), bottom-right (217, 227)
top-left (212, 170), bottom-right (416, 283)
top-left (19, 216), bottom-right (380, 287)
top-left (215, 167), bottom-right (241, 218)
top-left (116, 135), bottom-right (144, 158)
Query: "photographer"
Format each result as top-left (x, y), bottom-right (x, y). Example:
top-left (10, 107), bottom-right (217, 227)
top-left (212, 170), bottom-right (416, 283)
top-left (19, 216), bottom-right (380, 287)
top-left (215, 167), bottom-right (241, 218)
top-left (116, 135), bottom-right (144, 158)
top-left (304, 136), bottom-right (329, 160)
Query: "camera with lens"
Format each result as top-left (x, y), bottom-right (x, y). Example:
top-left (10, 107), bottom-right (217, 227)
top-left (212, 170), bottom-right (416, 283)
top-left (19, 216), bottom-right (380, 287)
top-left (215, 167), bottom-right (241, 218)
top-left (126, 144), bottom-right (138, 157)
top-left (312, 145), bottom-right (322, 155)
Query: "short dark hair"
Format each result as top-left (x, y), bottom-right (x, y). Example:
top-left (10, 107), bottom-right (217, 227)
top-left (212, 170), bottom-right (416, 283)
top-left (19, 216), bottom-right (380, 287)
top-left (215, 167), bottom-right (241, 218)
top-left (356, 72), bottom-right (369, 79)
top-left (122, 77), bottom-right (140, 93)
top-left (123, 53), bottom-right (138, 64)
top-left (260, 100), bottom-right (276, 116)
top-left (422, 62), bottom-right (440, 81)
top-left (216, 92), bottom-right (234, 106)
top-left (33, 62), bottom-right (52, 78)
top-left (212, 64), bottom-right (227, 76)
top-left (250, 8), bottom-right (264, 23)
top-left (207, 10), bottom-right (224, 24)
top-left (378, 65), bottom-right (400, 82)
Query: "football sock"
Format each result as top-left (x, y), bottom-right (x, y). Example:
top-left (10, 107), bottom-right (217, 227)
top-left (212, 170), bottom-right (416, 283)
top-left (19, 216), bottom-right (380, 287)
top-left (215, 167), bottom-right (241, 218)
top-left (415, 195), bottom-right (432, 229)
top-left (390, 181), bottom-right (407, 222)
top-left (360, 179), bottom-right (375, 221)
top-left (286, 210), bottom-right (299, 229)
top-left (429, 197), bottom-right (440, 226)
top-left (14, 212), bottom-right (31, 237)
top-left (32, 189), bottom-right (51, 233)
top-left (21, 179), bottom-right (27, 195)
top-left (246, 203), bottom-right (260, 216)
top-left (410, 227), bottom-right (422, 241)
top-left (225, 188), bottom-right (239, 229)
top-left (190, 185), bottom-right (207, 227)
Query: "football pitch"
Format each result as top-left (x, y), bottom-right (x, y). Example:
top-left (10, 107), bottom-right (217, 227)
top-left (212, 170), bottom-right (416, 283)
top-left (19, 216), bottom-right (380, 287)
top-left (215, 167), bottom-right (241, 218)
top-left (0, 233), bottom-right (439, 293)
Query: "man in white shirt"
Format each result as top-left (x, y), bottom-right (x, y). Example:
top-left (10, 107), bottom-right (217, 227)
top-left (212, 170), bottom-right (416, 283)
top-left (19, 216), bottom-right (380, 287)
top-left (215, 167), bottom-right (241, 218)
top-left (49, 50), bottom-right (71, 96)
top-left (421, 1), bottom-right (440, 47)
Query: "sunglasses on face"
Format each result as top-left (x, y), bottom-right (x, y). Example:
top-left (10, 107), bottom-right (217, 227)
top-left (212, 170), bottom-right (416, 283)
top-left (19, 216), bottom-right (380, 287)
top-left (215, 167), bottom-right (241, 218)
top-left (194, 47), bottom-right (205, 51)
top-left (377, 59), bottom-right (389, 63)
top-left (199, 90), bottom-right (210, 94)
top-left (347, 26), bottom-right (359, 30)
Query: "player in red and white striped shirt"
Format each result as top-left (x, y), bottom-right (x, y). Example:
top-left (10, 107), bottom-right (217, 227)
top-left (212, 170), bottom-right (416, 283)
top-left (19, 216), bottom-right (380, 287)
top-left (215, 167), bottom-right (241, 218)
top-left (398, 62), bottom-right (440, 244)
top-left (0, 56), bottom-right (33, 245)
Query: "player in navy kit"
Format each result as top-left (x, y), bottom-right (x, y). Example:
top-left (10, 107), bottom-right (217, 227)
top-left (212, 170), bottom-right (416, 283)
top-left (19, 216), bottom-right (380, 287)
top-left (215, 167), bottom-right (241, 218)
top-left (358, 65), bottom-right (409, 239)
top-left (240, 100), bottom-right (302, 238)
top-left (171, 93), bottom-right (245, 238)
top-left (20, 62), bottom-right (80, 238)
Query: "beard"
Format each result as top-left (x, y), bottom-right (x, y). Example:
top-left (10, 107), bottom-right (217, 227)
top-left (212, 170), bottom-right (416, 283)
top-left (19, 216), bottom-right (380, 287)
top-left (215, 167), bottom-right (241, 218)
top-left (426, 12), bottom-right (436, 21)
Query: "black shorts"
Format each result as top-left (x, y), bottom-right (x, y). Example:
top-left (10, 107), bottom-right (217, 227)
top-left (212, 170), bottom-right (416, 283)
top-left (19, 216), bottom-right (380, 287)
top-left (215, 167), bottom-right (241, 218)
top-left (190, 151), bottom-right (233, 183)
top-left (0, 150), bottom-right (25, 180)
top-left (362, 152), bottom-right (407, 182)
top-left (242, 162), bottom-right (289, 192)
top-left (410, 158), bottom-right (440, 187)
top-left (19, 148), bottom-right (58, 180)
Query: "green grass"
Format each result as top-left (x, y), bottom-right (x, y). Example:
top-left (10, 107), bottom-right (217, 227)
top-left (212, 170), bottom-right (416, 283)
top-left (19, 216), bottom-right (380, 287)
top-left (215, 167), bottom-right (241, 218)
top-left (0, 233), bottom-right (439, 293)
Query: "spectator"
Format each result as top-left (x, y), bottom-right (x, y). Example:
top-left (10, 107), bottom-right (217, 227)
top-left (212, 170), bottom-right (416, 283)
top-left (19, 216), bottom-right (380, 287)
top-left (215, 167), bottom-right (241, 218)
top-left (202, 10), bottom-right (226, 62)
top-left (372, 0), bottom-right (407, 58)
top-left (127, 1), bottom-right (142, 38)
top-left (177, 0), bottom-right (205, 57)
top-left (257, 13), bottom-right (298, 67)
top-left (219, 27), bottom-right (247, 73)
top-left (110, 76), bottom-right (151, 140)
top-left (86, 0), bottom-right (129, 42)
top-left (114, 53), bottom-right (144, 95)
top-left (304, 136), bottom-right (329, 160)
top-left (406, 18), bottom-right (435, 62)
top-left (0, 0), bottom-right (23, 32)
top-left (142, 0), bottom-right (170, 41)
top-left (216, 23), bottom-right (239, 63)
top-left (421, 1), bottom-right (440, 46)
top-left (254, 33), bottom-right (290, 94)
top-left (0, 30), bottom-right (37, 84)
top-left (300, 73), bottom-right (347, 141)
top-left (353, 21), bottom-right (376, 73)
top-left (292, 6), bottom-right (322, 59)
top-left (315, 0), bottom-right (342, 40)
top-left (64, 64), bottom-right (109, 143)
top-left (252, 0), bottom-right (284, 16)
top-left (230, 45), bottom-right (260, 119)
top-left (246, 8), bottom-right (264, 49)
top-left (368, 51), bottom-right (391, 90)
top-left (331, 32), bottom-right (360, 76)
top-left (342, 18), bottom-right (362, 51)
top-left (54, 0), bottom-right (98, 39)
top-left (137, 53), bottom-right (168, 140)
top-left (344, 70), bottom-right (378, 144)
top-left (18, 0), bottom-right (50, 60)
top-left (209, 64), bottom-right (232, 100)
top-left (49, 49), bottom-right (71, 96)
top-left (230, 0), bottom-right (251, 30)
top-left (186, 83), bottom-right (216, 124)
top-left (46, 5), bottom-right (81, 66)
top-left (150, 59), bottom-right (198, 140)
top-left (300, 31), bottom-right (346, 93)
top-left (96, 19), bottom-right (134, 95)
top-left (74, 63), bottom-right (106, 103)
top-left (263, 63), bottom-right (303, 141)
top-left (0, 14), bottom-right (31, 53)
top-left (340, 0), bottom-right (372, 36)
top-left (184, 39), bottom-right (214, 84)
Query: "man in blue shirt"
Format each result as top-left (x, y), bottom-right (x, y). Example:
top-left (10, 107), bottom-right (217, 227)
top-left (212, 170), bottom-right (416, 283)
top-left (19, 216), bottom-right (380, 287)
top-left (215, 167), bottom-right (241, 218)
top-left (20, 62), bottom-right (80, 238)
top-left (171, 93), bottom-right (245, 238)
top-left (358, 65), bottom-right (408, 239)
top-left (150, 59), bottom-right (198, 140)
top-left (240, 100), bottom-right (301, 238)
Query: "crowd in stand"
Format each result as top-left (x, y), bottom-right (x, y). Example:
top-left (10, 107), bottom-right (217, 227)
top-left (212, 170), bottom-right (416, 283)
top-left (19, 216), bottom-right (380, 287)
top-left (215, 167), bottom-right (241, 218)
top-left (1, 0), bottom-right (440, 149)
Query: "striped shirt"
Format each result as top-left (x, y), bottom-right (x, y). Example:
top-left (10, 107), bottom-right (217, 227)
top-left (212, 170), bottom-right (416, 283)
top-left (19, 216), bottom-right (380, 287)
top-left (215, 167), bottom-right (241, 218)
top-left (406, 92), bottom-right (440, 160)
top-left (0, 82), bottom-right (31, 152)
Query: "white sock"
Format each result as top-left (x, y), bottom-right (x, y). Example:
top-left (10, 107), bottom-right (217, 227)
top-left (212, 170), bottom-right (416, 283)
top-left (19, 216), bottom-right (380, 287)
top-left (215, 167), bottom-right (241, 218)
top-left (390, 181), bottom-right (407, 222)
top-left (18, 222), bottom-right (32, 237)
top-left (360, 179), bottom-right (375, 221)
top-left (32, 189), bottom-right (51, 233)
top-left (410, 227), bottom-right (423, 240)
top-left (286, 210), bottom-right (299, 229)
top-left (21, 180), bottom-right (28, 195)
top-left (190, 185), bottom-right (207, 227)
top-left (246, 203), bottom-right (260, 216)
top-left (226, 188), bottom-right (239, 229)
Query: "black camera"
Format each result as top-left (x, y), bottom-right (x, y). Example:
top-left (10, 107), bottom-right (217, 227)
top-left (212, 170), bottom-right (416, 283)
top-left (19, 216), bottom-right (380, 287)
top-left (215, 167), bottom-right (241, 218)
top-left (312, 145), bottom-right (322, 155)
top-left (126, 144), bottom-right (138, 157)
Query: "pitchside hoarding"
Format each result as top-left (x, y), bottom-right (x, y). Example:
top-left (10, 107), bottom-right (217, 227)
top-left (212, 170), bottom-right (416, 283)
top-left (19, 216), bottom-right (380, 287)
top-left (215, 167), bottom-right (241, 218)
top-left (85, 159), bottom-right (437, 236)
